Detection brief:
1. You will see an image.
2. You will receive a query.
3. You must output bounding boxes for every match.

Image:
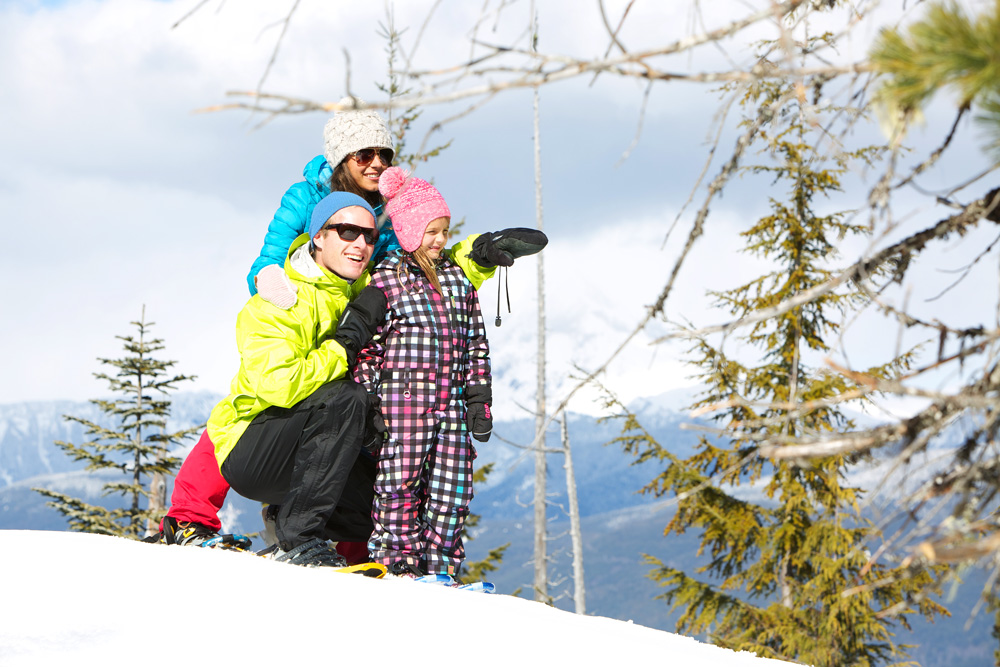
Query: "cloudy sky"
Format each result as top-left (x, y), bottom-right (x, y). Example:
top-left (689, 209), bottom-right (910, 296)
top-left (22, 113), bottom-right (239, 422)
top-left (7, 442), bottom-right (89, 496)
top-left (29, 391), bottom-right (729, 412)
top-left (2, 0), bottom-right (995, 419)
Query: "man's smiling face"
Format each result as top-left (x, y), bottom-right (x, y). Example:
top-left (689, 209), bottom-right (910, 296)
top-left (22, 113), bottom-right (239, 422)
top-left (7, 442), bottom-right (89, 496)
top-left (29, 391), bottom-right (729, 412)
top-left (311, 206), bottom-right (376, 280)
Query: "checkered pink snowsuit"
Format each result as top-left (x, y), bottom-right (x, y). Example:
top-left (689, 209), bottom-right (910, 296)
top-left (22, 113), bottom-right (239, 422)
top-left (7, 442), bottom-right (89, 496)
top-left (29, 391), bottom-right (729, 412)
top-left (354, 251), bottom-right (491, 575)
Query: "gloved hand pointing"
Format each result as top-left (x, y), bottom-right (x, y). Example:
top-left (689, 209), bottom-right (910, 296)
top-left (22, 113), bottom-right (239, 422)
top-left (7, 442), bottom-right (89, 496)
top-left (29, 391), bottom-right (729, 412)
top-left (470, 228), bottom-right (549, 269)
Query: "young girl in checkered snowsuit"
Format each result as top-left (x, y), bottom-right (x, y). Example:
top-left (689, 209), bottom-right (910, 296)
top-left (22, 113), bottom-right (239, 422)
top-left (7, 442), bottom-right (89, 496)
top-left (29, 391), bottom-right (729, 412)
top-left (354, 167), bottom-right (492, 577)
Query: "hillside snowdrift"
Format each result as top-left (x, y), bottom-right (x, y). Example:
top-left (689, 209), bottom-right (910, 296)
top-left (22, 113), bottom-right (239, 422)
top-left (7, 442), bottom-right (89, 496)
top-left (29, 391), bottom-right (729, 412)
top-left (0, 530), bottom-right (794, 666)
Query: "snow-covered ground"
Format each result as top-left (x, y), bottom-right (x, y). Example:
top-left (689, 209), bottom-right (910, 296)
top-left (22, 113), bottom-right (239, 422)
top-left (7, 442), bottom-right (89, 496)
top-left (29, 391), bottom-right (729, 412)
top-left (0, 530), bottom-right (795, 666)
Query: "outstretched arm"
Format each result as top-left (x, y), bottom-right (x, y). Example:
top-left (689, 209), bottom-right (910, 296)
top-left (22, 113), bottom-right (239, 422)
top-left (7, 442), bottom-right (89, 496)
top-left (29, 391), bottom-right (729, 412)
top-left (446, 228), bottom-right (550, 290)
top-left (446, 234), bottom-right (495, 291)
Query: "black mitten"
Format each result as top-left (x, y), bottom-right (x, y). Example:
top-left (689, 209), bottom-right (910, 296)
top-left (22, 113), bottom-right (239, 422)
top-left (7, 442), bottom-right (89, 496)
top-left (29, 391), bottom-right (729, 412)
top-left (470, 228), bottom-right (549, 268)
top-left (333, 285), bottom-right (387, 366)
top-left (362, 394), bottom-right (388, 455)
top-left (465, 384), bottom-right (493, 443)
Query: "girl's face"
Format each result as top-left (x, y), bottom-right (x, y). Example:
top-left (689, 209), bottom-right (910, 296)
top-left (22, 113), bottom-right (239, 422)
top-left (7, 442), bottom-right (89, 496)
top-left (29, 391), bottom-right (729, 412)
top-left (344, 148), bottom-right (391, 193)
top-left (421, 217), bottom-right (450, 260)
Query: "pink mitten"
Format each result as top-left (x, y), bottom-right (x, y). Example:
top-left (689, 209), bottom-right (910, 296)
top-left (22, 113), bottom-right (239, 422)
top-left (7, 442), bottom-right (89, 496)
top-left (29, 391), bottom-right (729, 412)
top-left (255, 264), bottom-right (298, 309)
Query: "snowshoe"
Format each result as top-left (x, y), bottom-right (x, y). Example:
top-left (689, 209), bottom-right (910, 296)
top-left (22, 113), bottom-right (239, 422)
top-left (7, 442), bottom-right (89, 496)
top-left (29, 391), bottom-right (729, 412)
top-left (412, 573), bottom-right (496, 593)
top-left (258, 538), bottom-right (385, 577)
top-left (145, 517), bottom-right (251, 551)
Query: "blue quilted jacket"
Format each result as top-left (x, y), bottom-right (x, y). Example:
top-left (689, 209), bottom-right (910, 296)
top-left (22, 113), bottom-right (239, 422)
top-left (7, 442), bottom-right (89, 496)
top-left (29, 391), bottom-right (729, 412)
top-left (246, 155), bottom-right (399, 295)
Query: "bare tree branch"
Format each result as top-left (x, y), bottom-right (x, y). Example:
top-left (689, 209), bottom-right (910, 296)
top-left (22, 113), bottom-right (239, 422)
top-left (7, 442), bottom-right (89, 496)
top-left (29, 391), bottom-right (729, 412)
top-left (254, 0), bottom-right (301, 101)
top-left (172, 0), bottom-right (214, 30)
top-left (653, 186), bottom-right (1000, 344)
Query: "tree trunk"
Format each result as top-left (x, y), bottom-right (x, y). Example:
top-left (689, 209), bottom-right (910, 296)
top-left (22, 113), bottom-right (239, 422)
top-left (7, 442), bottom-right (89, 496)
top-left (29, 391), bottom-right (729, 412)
top-left (530, 0), bottom-right (549, 603)
top-left (561, 412), bottom-right (586, 614)
top-left (147, 471), bottom-right (166, 536)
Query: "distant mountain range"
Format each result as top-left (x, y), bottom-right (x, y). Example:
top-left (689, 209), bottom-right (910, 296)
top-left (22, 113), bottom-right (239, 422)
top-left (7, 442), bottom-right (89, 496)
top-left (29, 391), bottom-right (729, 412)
top-left (0, 388), bottom-right (701, 527)
top-left (0, 390), bottom-right (994, 666)
top-left (0, 391), bottom-right (221, 487)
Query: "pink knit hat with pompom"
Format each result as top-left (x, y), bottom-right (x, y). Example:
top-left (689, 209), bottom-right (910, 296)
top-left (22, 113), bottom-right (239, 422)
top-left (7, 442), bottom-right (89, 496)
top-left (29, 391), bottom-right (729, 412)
top-left (379, 166), bottom-right (451, 252)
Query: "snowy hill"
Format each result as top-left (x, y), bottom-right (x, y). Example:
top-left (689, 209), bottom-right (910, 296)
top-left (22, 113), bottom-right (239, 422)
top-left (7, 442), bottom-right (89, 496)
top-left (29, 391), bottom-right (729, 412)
top-left (0, 530), bottom-right (794, 666)
top-left (2, 394), bottom-right (996, 665)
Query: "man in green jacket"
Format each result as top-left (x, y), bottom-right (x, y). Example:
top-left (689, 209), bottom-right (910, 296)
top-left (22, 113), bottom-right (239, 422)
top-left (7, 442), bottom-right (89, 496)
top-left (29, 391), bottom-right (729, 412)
top-left (208, 191), bottom-right (388, 567)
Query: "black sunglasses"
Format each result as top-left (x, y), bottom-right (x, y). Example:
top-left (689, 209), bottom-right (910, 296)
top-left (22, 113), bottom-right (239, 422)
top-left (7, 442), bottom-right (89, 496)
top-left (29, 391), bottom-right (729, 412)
top-left (322, 222), bottom-right (378, 246)
top-left (350, 148), bottom-right (394, 167)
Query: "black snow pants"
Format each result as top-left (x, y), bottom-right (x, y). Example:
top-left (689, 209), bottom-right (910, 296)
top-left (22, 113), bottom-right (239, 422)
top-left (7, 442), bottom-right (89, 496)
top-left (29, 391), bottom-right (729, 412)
top-left (220, 380), bottom-right (376, 551)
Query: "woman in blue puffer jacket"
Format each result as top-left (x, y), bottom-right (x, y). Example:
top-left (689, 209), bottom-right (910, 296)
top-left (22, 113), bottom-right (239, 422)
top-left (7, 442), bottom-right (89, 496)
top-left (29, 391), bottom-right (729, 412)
top-left (247, 97), bottom-right (401, 306)
top-left (245, 153), bottom-right (386, 294)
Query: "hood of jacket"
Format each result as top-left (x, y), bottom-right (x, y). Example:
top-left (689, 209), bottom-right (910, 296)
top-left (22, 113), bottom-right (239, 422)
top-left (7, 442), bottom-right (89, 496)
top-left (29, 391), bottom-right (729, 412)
top-left (284, 233), bottom-right (372, 297)
top-left (303, 155), bottom-right (333, 197)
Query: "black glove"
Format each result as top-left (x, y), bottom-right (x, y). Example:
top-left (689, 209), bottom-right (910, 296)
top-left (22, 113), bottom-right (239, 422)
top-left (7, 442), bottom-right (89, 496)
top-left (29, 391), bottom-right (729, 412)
top-left (470, 228), bottom-right (549, 269)
top-left (362, 394), bottom-right (388, 455)
top-left (465, 384), bottom-right (493, 443)
top-left (333, 285), bottom-right (388, 366)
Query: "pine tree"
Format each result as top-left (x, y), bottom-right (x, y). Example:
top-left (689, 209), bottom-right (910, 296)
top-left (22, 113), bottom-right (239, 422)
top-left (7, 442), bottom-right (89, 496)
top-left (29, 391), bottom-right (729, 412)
top-left (608, 71), bottom-right (946, 665)
top-left (872, 3), bottom-right (1000, 658)
top-left (34, 307), bottom-right (200, 539)
top-left (374, 14), bottom-right (468, 238)
top-left (375, 14), bottom-right (453, 172)
top-left (869, 0), bottom-right (1000, 159)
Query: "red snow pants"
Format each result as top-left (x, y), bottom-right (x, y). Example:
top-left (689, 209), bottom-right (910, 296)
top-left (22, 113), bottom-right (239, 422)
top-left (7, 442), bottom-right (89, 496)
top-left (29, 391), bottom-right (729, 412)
top-left (163, 429), bottom-right (369, 564)
top-left (166, 430), bottom-right (229, 531)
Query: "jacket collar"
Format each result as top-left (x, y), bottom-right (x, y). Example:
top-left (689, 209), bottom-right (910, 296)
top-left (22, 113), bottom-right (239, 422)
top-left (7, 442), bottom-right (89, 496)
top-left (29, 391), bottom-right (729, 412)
top-left (284, 234), bottom-right (368, 293)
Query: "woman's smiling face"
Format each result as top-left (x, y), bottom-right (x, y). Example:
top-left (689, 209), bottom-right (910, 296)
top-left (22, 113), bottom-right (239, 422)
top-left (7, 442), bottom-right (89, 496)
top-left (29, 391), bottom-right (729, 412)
top-left (344, 148), bottom-right (391, 193)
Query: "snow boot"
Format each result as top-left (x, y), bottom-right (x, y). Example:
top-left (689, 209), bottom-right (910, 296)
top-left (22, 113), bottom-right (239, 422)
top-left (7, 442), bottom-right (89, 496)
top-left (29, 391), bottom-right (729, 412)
top-left (386, 560), bottom-right (425, 579)
top-left (144, 516), bottom-right (251, 550)
top-left (259, 537), bottom-right (349, 568)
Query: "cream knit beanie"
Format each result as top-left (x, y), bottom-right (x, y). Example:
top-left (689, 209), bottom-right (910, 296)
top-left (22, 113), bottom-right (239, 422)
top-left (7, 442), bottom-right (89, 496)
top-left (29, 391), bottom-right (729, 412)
top-left (322, 97), bottom-right (393, 169)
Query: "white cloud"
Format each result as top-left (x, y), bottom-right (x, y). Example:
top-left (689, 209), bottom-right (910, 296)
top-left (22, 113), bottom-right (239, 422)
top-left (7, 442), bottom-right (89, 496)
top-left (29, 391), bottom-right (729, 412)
top-left (0, 0), bottom-right (733, 408)
top-left (1, 0), bottom-right (993, 420)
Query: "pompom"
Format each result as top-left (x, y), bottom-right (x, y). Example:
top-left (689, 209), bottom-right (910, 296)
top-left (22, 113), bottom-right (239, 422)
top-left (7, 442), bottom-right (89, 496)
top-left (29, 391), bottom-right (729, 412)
top-left (378, 166), bottom-right (409, 200)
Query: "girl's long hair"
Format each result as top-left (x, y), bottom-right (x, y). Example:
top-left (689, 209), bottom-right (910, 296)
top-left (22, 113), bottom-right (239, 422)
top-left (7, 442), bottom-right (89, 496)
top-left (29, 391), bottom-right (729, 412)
top-left (403, 247), bottom-right (443, 295)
